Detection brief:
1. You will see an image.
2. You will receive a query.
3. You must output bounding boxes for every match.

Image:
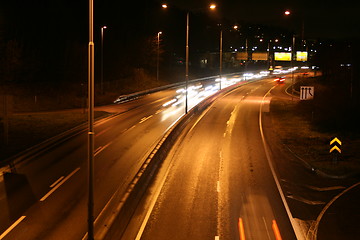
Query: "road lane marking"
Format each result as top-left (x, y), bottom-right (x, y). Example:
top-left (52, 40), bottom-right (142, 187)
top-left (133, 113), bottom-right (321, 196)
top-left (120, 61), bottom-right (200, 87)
top-left (262, 217), bottom-right (272, 240)
top-left (215, 236), bottom-right (219, 240)
top-left (94, 146), bottom-right (103, 156)
top-left (272, 220), bottom-right (283, 240)
top-left (238, 218), bottom-right (246, 240)
top-left (217, 181), bottom-right (220, 192)
top-left (134, 141), bottom-right (177, 240)
top-left (139, 115), bottom-right (153, 124)
top-left (259, 86), bottom-right (304, 240)
top-left (188, 104), bottom-right (213, 133)
top-left (94, 142), bottom-right (112, 157)
top-left (305, 185), bottom-right (345, 192)
top-left (0, 216), bottom-right (26, 240)
top-left (50, 176), bottom-right (64, 188)
top-left (309, 181), bottom-right (360, 239)
top-left (155, 109), bottom-right (164, 115)
top-left (287, 194), bottom-right (325, 205)
top-left (224, 105), bottom-right (240, 138)
top-left (95, 127), bottom-right (110, 137)
top-left (40, 167), bottom-right (80, 202)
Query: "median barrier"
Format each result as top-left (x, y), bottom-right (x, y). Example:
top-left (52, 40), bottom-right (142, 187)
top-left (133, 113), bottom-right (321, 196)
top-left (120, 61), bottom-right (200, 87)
top-left (99, 80), bottom-right (251, 239)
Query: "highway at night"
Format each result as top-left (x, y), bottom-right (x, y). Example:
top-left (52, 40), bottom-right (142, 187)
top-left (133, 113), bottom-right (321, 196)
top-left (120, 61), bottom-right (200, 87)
top-left (1, 73), bottom-right (359, 240)
top-left (126, 78), bottom-right (298, 240)
top-left (0, 74), bottom-right (252, 239)
top-left (1, 0), bottom-right (359, 239)
top-left (0, 87), bottom-right (187, 239)
top-left (121, 75), bottom-right (360, 240)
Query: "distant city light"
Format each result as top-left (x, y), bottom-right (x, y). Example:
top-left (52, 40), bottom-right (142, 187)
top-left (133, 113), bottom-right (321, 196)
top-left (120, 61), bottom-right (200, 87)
top-left (209, 4), bottom-right (216, 10)
top-left (285, 10), bottom-right (291, 15)
top-left (162, 3), bottom-right (168, 8)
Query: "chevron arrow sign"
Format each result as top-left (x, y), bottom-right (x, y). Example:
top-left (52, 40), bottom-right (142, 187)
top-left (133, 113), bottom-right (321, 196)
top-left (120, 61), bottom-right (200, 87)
top-left (329, 137), bottom-right (341, 153)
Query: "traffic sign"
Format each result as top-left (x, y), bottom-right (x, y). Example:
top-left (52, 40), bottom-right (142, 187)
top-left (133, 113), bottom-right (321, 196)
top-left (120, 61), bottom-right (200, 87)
top-left (300, 86), bottom-right (314, 100)
top-left (329, 137), bottom-right (342, 153)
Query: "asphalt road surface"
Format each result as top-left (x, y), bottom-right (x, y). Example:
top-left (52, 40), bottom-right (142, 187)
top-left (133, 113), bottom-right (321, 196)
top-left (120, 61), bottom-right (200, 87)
top-left (135, 79), bottom-right (298, 240)
top-left (0, 88), bottom-right (189, 240)
top-left (128, 77), bottom-right (360, 240)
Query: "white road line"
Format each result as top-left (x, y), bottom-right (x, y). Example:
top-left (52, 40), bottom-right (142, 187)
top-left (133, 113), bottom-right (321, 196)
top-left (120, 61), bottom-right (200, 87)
top-left (95, 127), bottom-right (110, 137)
top-left (310, 181), bottom-right (360, 239)
top-left (215, 236), bottom-right (220, 240)
top-left (50, 176), bottom-right (64, 188)
top-left (139, 115), bottom-right (153, 124)
top-left (217, 181), bottom-right (220, 193)
top-left (262, 217), bottom-right (272, 240)
top-left (0, 216), bottom-right (26, 240)
top-left (94, 142), bottom-right (112, 157)
top-left (94, 146), bottom-right (103, 156)
top-left (259, 86), bottom-right (304, 240)
top-left (40, 167), bottom-right (80, 202)
top-left (134, 148), bottom-right (176, 240)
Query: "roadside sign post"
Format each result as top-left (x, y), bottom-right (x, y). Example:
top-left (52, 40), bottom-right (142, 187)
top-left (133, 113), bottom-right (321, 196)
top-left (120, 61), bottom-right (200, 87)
top-left (330, 137), bottom-right (342, 164)
top-left (300, 86), bottom-right (314, 100)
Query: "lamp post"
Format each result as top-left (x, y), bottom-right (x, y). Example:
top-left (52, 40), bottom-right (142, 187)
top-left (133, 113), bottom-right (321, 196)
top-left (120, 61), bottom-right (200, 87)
top-left (185, 11), bottom-right (189, 113)
top-left (157, 31), bottom-right (162, 84)
top-left (87, 0), bottom-right (95, 239)
top-left (219, 28), bottom-right (223, 90)
top-left (162, 3), bottom-right (216, 114)
top-left (284, 10), bottom-right (298, 99)
top-left (101, 26), bottom-right (107, 95)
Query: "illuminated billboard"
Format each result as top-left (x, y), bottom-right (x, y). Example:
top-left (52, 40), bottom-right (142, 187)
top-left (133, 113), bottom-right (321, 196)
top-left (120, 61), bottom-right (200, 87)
top-left (296, 51), bottom-right (308, 61)
top-left (236, 52), bottom-right (248, 61)
top-left (252, 52), bottom-right (268, 61)
top-left (274, 52), bottom-right (292, 61)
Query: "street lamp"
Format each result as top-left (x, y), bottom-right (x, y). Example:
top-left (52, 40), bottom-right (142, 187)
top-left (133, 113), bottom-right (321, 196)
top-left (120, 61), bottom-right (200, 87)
top-left (88, 0), bottom-right (95, 239)
top-left (157, 31), bottom-right (162, 84)
top-left (163, 3), bottom-right (216, 113)
top-left (185, 11), bottom-right (189, 113)
top-left (284, 11), bottom-right (297, 98)
top-left (101, 26), bottom-right (107, 95)
top-left (219, 27), bottom-right (223, 90)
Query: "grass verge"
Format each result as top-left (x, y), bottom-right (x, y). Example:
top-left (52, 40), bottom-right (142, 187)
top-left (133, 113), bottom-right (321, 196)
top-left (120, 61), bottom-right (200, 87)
top-left (0, 110), bottom-right (110, 161)
top-left (270, 79), bottom-right (360, 177)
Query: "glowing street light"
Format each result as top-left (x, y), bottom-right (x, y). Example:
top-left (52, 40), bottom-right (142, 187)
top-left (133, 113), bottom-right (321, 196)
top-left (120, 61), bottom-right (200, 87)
top-left (101, 26), bottom-right (107, 95)
top-left (284, 10), bottom-right (291, 15)
top-left (163, 3), bottom-right (216, 114)
top-left (210, 4), bottom-right (216, 10)
top-left (157, 31), bottom-right (162, 83)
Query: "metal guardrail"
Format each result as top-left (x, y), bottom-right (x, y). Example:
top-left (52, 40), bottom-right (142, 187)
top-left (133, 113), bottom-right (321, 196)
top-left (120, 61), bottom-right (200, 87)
top-left (113, 71), bottom-right (253, 104)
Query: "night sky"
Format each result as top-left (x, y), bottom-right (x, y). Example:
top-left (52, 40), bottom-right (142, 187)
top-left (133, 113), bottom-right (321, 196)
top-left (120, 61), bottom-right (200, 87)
top-left (0, 0), bottom-right (358, 86)
top-left (169, 0), bottom-right (360, 39)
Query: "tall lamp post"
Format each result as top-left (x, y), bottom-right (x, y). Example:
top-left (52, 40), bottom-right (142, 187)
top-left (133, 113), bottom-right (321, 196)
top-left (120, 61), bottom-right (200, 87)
top-left (219, 28), bottom-right (223, 90)
top-left (185, 11), bottom-right (189, 113)
top-left (285, 10), bottom-right (298, 99)
top-left (157, 31), bottom-right (162, 84)
top-left (87, 0), bottom-right (95, 239)
top-left (101, 26), bottom-right (107, 95)
top-left (162, 3), bottom-right (216, 114)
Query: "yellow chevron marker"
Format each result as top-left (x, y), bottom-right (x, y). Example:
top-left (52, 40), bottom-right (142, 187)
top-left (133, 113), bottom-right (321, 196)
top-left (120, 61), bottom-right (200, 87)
top-left (330, 137), bottom-right (342, 146)
top-left (330, 145), bottom-right (341, 153)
